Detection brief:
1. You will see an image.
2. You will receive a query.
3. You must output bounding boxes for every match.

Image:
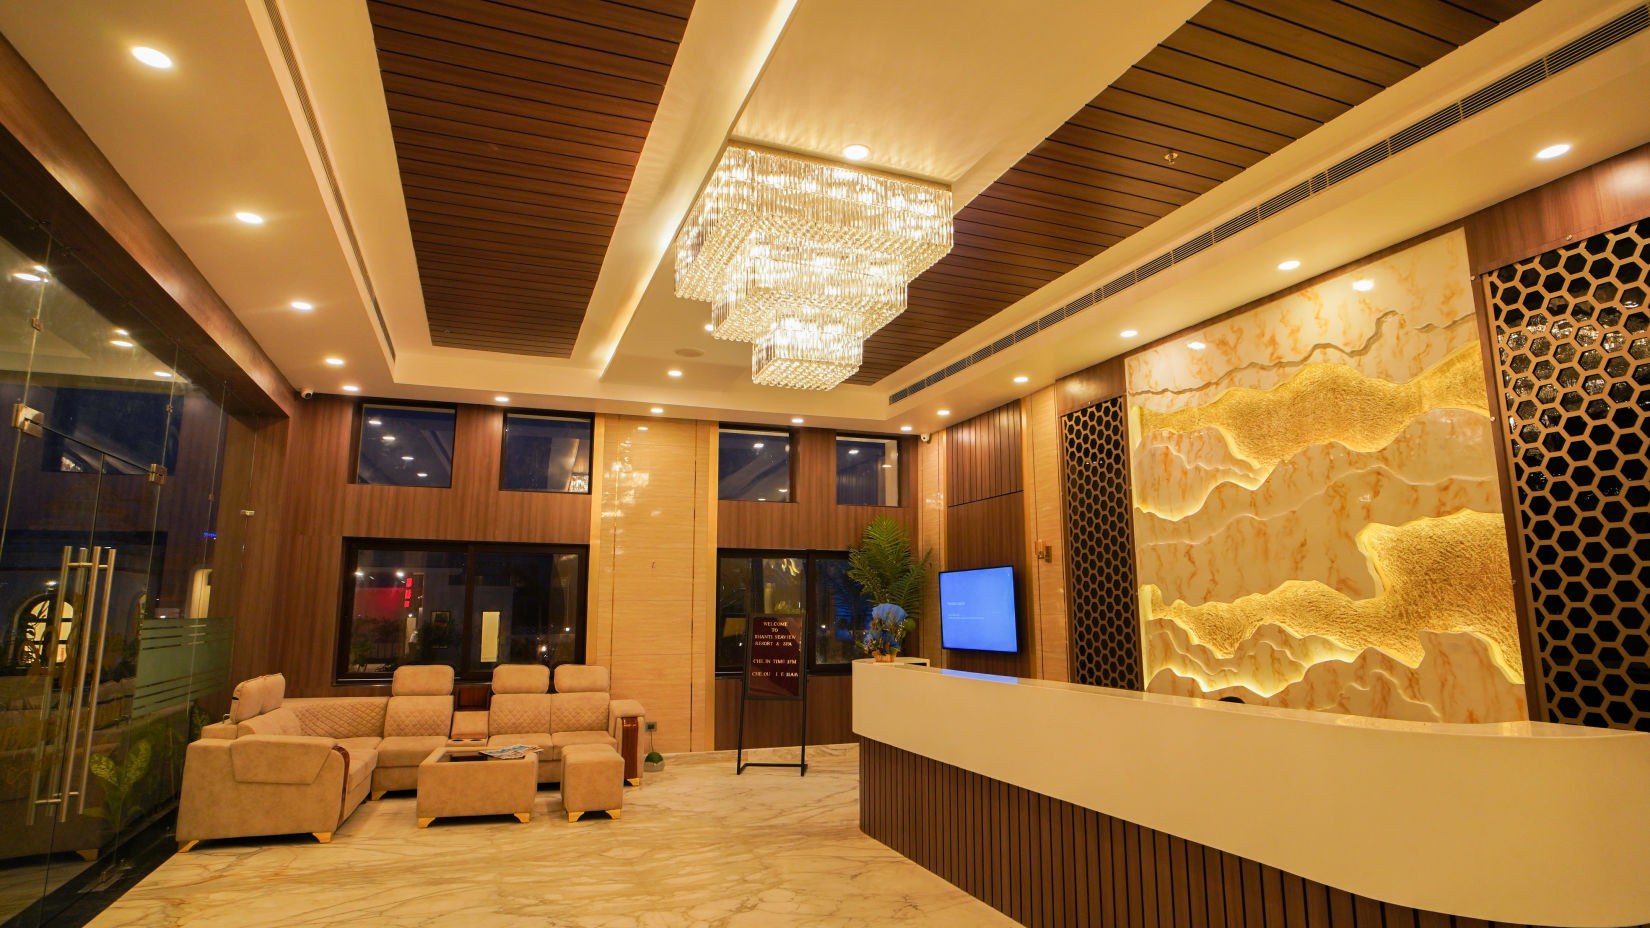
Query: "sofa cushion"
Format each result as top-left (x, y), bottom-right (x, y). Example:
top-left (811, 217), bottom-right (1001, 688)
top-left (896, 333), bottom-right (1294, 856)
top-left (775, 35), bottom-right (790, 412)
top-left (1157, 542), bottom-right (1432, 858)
top-left (551, 730), bottom-right (616, 759)
top-left (553, 664), bottom-right (609, 694)
top-left (228, 676), bottom-right (267, 722)
top-left (489, 693), bottom-right (552, 735)
top-left (376, 735), bottom-right (449, 768)
top-left (344, 747), bottom-right (377, 794)
top-left (385, 694), bottom-right (452, 737)
top-left (391, 665), bottom-right (453, 696)
top-left (551, 692), bottom-right (608, 732)
top-left (238, 706), bottom-right (302, 738)
top-left (287, 697), bottom-right (387, 739)
top-left (264, 674), bottom-right (286, 710)
top-left (336, 736), bottom-right (382, 756)
top-left (492, 664), bottom-right (549, 694)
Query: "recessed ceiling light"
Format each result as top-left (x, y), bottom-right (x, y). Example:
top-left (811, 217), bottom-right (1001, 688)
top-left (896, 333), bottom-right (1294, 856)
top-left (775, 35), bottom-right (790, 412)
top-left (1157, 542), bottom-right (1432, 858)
top-left (1277, 259), bottom-right (1301, 271)
top-left (114, 328), bottom-right (129, 336)
top-left (937, 409), bottom-right (951, 417)
top-left (1120, 329), bottom-right (1138, 338)
top-left (416, 472), bottom-right (427, 478)
top-left (757, 497), bottom-right (767, 502)
top-left (667, 369), bottom-right (682, 377)
top-left (791, 417), bottom-right (804, 424)
top-left (899, 425), bottom-right (913, 432)
top-left (1352, 279), bottom-right (1375, 292)
top-left (1536, 143), bottom-right (1571, 160)
top-left (881, 463), bottom-right (892, 468)
top-left (1187, 341), bottom-right (1207, 350)
top-left (291, 300), bottom-right (314, 311)
top-left (779, 488), bottom-right (788, 493)
top-left (110, 339), bottom-right (134, 348)
top-left (753, 442), bottom-right (765, 449)
top-left (154, 371), bottom-right (172, 378)
top-left (382, 435), bottom-right (396, 442)
top-left (1013, 375), bottom-right (1029, 384)
top-left (494, 396), bottom-right (510, 403)
top-left (848, 449), bottom-right (860, 455)
top-left (131, 46), bottom-right (173, 69)
top-left (703, 323), bottom-right (714, 332)
top-left (235, 211), bottom-right (264, 225)
top-left (324, 357), bottom-right (344, 366)
top-left (401, 455), bottom-right (413, 461)
top-left (638, 425), bottom-right (649, 431)
top-left (843, 143), bottom-right (869, 161)
top-left (32, 265), bottom-right (47, 273)
top-left (367, 418), bottom-right (382, 426)
top-left (341, 384), bottom-right (360, 393)
top-left (11, 272), bottom-right (42, 283)
top-left (649, 407), bottom-right (664, 414)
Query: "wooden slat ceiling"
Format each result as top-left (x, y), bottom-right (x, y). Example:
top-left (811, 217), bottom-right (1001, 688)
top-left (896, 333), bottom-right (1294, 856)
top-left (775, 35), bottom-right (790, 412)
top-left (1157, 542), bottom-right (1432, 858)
top-left (367, 0), bottom-right (694, 357)
top-left (848, 0), bottom-right (1537, 384)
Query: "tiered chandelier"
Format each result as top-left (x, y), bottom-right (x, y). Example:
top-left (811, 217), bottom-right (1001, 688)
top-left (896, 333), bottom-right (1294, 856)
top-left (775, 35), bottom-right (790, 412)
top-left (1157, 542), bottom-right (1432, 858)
top-left (673, 144), bottom-right (953, 390)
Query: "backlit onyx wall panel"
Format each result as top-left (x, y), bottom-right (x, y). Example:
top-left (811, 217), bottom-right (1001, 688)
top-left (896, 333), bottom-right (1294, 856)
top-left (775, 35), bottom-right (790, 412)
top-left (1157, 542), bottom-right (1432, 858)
top-left (1486, 217), bottom-right (1650, 731)
top-left (1060, 398), bottom-right (1141, 690)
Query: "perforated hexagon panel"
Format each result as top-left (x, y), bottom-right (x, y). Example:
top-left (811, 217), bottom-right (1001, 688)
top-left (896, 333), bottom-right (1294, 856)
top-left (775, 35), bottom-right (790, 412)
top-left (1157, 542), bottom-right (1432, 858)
top-left (1061, 398), bottom-right (1142, 690)
top-left (1486, 217), bottom-right (1650, 732)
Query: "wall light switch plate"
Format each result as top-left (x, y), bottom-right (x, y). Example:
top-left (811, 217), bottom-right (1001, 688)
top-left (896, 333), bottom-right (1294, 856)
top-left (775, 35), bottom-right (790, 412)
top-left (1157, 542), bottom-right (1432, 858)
top-left (644, 721), bottom-right (658, 732)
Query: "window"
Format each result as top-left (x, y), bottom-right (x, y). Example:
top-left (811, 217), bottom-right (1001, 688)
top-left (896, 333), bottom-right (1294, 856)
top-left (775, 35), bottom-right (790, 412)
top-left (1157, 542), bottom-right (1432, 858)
top-left (338, 540), bottom-right (586, 682)
top-left (836, 435), bottom-right (899, 506)
top-left (357, 403), bottom-right (456, 487)
top-left (502, 412), bottom-right (593, 492)
top-left (715, 551), bottom-right (867, 675)
top-left (718, 427), bottom-right (791, 501)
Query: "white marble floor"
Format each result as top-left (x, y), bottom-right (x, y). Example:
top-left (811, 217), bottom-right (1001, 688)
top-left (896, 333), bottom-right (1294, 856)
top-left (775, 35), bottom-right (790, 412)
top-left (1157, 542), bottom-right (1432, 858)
top-left (90, 744), bottom-right (1013, 928)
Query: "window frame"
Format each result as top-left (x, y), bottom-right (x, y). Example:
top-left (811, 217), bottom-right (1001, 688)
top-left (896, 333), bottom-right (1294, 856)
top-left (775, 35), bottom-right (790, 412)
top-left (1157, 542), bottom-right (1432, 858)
top-left (351, 399), bottom-right (459, 488)
top-left (716, 424), bottom-right (797, 503)
top-left (333, 537), bottom-right (590, 685)
top-left (713, 547), bottom-right (862, 679)
top-left (498, 408), bottom-right (596, 494)
top-left (833, 432), bottom-right (903, 508)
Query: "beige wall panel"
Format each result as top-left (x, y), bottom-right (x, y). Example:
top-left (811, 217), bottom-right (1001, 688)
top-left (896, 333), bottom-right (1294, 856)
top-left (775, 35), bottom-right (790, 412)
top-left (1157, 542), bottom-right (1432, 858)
top-left (1023, 386), bottom-right (1069, 682)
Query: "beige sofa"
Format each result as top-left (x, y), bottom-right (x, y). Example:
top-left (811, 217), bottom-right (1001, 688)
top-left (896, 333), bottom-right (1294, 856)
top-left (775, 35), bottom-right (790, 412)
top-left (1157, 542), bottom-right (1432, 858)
top-left (177, 666), bottom-right (454, 848)
top-left (486, 664), bottom-right (645, 784)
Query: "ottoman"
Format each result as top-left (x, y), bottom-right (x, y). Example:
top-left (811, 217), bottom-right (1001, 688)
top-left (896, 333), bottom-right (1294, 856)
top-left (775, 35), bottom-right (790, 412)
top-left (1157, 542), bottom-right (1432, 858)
top-left (561, 744), bottom-right (624, 822)
top-left (416, 747), bottom-right (538, 827)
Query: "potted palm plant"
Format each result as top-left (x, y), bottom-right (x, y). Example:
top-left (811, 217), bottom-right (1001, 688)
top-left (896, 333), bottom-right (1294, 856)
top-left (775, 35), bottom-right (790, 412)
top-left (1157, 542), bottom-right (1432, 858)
top-left (847, 516), bottom-right (932, 661)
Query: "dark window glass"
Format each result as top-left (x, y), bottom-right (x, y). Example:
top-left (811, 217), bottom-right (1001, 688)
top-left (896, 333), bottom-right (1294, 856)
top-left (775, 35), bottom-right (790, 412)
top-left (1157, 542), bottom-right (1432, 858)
top-left (339, 541), bottom-right (586, 681)
top-left (357, 404), bottom-right (455, 487)
top-left (718, 428), bottom-right (791, 501)
top-left (502, 413), bottom-right (593, 492)
top-left (715, 551), bottom-right (864, 674)
top-left (836, 436), bottom-right (898, 506)
top-left (38, 387), bottom-right (181, 474)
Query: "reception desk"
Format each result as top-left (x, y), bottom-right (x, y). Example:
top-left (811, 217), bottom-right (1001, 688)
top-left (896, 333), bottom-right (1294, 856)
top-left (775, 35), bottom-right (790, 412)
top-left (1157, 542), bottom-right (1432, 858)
top-left (852, 661), bottom-right (1650, 928)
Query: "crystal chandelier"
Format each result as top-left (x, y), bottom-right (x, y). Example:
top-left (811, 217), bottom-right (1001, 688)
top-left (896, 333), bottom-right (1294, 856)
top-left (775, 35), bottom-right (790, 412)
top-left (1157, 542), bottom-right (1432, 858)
top-left (673, 144), bottom-right (953, 390)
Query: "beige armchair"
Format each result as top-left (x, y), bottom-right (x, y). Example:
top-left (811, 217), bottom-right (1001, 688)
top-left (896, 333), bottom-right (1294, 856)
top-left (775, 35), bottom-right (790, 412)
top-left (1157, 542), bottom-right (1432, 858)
top-left (485, 664), bottom-right (645, 784)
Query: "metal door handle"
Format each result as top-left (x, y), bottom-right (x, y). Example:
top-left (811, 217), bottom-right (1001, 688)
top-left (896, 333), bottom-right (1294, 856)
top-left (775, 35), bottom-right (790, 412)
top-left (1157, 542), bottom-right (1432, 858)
top-left (58, 546), bottom-right (102, 823)
top-left (76, 547), bottom-right (116, 815)
top-left (26, 545), bottom-right (75, 826)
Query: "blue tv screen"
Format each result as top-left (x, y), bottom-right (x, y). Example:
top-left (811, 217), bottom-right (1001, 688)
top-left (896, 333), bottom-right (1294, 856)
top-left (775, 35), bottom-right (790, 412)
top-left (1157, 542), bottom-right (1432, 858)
top-left (939, 566), bottom-right (1018, 652)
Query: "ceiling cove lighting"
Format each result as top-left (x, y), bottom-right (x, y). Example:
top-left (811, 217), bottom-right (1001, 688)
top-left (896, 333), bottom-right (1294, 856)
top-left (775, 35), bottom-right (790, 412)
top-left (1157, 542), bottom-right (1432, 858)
top-left (1536, 143), bottom-right (1571, 160)
top-left (235, 212), bottom-right (264, 225)
top-left (673, 143), bottom-right (953, 390)
top-left (291, 300), bottom-right (314, 311)
top-left (131, 46), bottom-right (173, 69)
top-left (1277, 259), bottom-right (1301, 271)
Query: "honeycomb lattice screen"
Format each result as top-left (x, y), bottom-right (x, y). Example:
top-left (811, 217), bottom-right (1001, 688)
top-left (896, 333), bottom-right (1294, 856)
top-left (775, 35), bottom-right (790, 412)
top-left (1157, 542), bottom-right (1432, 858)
top-left (1061, 397), bottom-right (1142, 690)
top-left (1486, 216), bottom-right (1650, 731)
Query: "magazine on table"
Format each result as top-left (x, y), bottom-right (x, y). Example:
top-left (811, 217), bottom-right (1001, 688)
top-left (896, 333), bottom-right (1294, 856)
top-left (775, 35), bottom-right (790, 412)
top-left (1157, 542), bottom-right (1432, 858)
top-left (479, 744), bottom-right (543, 760)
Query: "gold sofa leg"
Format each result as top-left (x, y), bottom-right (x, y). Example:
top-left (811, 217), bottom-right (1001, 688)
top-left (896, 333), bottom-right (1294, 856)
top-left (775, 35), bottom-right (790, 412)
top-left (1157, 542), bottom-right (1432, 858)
top-left (370, 790), bottom-right (386, 801)
top-left (626, 777), bottom-right (641, 787)
top-left (568, 811), bottom-right (583, 823)
top-left (312, 832), bottom-right (333, 844)
top-left (416, 817), bottom-right (435, 828)
top-left (607, 809), bottom-right (622, 820)
top-left (514, 812), bottom-right (531, 823)
top-left (177, 840), bottom-right (198, 854)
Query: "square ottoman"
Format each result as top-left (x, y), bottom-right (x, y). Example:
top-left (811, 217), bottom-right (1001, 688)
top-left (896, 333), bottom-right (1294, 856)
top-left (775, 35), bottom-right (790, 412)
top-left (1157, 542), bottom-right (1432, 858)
top-left (416, 747), bottom-right (538, 827)
top-left (561, 743), bottom-right (624, 822)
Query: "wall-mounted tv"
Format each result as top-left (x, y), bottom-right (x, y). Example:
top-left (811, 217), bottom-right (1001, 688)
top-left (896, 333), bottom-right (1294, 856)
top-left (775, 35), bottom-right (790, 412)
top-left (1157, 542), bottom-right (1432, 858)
top-left (938, 565), bottom-right (1019, 653)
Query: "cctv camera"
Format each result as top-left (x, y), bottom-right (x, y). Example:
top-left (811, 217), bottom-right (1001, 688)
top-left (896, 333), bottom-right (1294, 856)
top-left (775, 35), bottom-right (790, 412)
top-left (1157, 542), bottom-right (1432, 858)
top-left (300, 388), bottom-right (315, 400)
top-left (919, 433), bottom-right (931, 443)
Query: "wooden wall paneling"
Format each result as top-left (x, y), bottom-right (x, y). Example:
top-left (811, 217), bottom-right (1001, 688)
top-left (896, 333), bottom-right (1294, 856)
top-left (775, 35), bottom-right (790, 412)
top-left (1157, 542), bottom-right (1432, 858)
top-left (1463, 142), bottom-right (1650, 274)
top-left (0, 36), bottom-right (295, 416)
top-left (711, 676), bottom-right (852, 749)
top-left (715, 429), bottom-right (919, 550)
top-left (945, 402), bottom-right (1023, 505)
top-left (1023, 388), bottom-right (1069, 681)
top-left (943, 492), bottom-right (1029, 677)
top-left (1057, 357), bottom-right (1128, 415)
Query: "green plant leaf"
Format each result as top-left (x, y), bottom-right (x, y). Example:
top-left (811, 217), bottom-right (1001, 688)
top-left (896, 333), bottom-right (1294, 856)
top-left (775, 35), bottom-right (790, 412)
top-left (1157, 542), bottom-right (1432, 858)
top-left (87, 753), bottom-right (115, 783)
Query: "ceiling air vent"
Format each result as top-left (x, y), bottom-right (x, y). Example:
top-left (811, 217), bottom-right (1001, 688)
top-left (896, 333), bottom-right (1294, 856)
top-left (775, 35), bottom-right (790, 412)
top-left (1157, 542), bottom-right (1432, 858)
top-left (888, 4), bottom-right (1650, 405)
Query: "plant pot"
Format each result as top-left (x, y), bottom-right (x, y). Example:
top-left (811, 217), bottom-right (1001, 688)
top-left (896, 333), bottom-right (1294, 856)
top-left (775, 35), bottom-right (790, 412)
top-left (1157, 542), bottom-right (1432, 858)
top-left (873, 653), bottom-right (896, 663)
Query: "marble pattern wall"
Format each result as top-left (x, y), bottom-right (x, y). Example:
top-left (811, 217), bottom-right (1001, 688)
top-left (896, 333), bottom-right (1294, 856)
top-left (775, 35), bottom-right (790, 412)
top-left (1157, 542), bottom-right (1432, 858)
top-left (1126, 231), bottom-right (1526, 722)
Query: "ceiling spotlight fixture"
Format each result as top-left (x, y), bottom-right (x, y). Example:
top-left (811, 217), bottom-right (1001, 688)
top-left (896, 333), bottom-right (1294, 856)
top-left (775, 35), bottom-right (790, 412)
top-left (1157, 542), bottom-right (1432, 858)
top-left (324, 357), bottom-right (344, 366)
top-left (703, 323), bottom-right (714, 332)
top-left (11, 272), bottom-right (42, 283)
top-left (848, 449), bottom-right (860, 455)
top-left (1536, 143), bottom-right (1571, 160)
top-left (154, 371), bottom-right (173, 378)
top-left (1013, 375), bottom-right (1029, 384)
top-left (1187, 341), bottom-right (1207, 351)
top-left (638, 426), bottom-right (649, 431)
top-left (842, 143), bottom-right (870, 161)
top-left (235, 211), bottom-right (264, 225)
top-left (1120, 329), bottom-right (1138, 338)
top-left (1353, 279), bottom-right (1375, 292)
top-left (937, 409), bottom-right (951, 417)
top-left (899, 425), bottom-right (913, 432)
top-left (753, 442), bottom-right (765, 449)
top-left (494, 396), bottom-right (510, 403)
top-left (674, 144), bottom-right (953, 390)
top-left (382, 435), bottom-right (396, 442)
top-left (649, 407), bottom-right (664, 414)
top-left (341, 384), bottom-right (360, 393)
top-left (110, 339), bottom-right (134, 348)
top-left (401, 455), bottom-right (413, 461)
top-left (291, 300), bottom-right (314, 311)
top-left (1277, 259), bottom-right (1301, 271)
top-left (114, 328), bottom-right (130, 336)
top-left (416, 472), bottom-right (427, 478)
top-left (367, 418), bottom-right (382, 426)
top-left (667, 369), bottom-right (682, 378)
top-left (131, 46), bottom-right (173, 69)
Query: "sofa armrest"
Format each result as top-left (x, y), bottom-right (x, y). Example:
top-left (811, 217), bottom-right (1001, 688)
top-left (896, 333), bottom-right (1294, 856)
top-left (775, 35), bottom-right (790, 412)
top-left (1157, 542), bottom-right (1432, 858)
top-left (177, 737), bottom-right (352, 844)
top-left (228, 735), bottom-right (340, 785)
top-left (608, 699), bottom-right (645, 725)
top-left (199, 721), bottom-right (239, 740)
